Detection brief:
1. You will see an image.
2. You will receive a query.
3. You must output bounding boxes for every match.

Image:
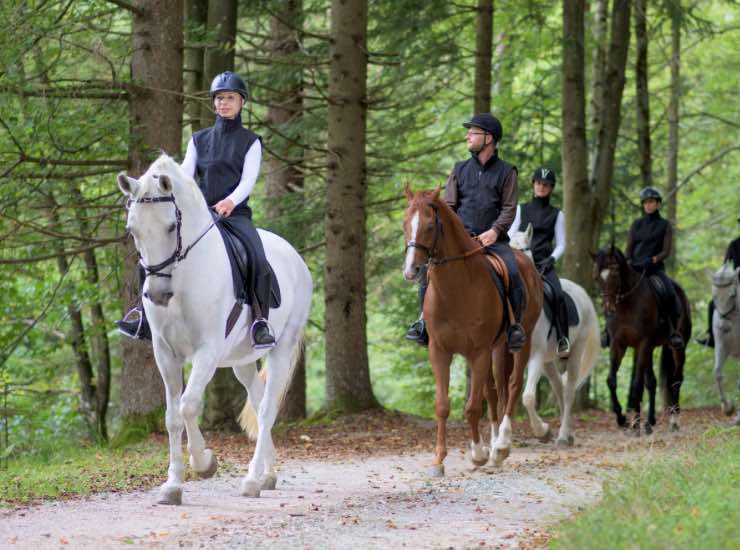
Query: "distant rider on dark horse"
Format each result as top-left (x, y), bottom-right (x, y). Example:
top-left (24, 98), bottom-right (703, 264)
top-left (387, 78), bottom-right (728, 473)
top-left (697, 214), bottom-right (740, 347)
top-left (405, 113), bottom-right (527, 352)
top-left (602, 187), bottom-right (684, 349)
top-left (508, 167), bottom-right (570, 357)
top-left (117, 71), bottom-right (276, 349)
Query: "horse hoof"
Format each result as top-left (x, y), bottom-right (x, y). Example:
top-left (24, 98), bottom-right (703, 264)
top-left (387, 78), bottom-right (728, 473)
top-left (670, 422), bottom-right (680, 432)
top-left (241, 479), bottom-right (261, 498)
top-left (261, 473), bottom-right (278, 491)
top-left (493, 447), bottom-right (510, 465)
top-left (191, 451), bottom-right (218, 479)
top-left (469, 442), bottom-right (490, 467)
top-left (427, 464), bottom-right (445, 478)
top-left (556, 436), bottom-right (574, 448)
top-left (617, 414), bottom-right (627, 428)
top-left (537, 425), bottom-right (552, 443)
top-left (157, 485), bottom-right (182, 506)
top-left (644, 423), bottom-right (653, 435)
top-left (722, 401), bottom-right (736, 416)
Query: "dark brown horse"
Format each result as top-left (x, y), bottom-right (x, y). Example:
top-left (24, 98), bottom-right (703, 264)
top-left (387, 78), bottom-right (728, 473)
top-left (403, 186), bottom-right (542, 475)
top-left (591, 245), bottom-right (691, 433)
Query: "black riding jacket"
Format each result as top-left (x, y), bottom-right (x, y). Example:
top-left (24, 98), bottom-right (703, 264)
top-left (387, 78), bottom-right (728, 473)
top-left (192, 114), bottom-right (260, 217)
top-left (520, 195), bottom-right (560, 264)
top-left (626, 210), bottom-right (673, 271)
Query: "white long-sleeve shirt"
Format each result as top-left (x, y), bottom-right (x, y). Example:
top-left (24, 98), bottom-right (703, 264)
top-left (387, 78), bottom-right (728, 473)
top-left (180, 137), bottom-right (262, 206)
top-left (508, 204), bottom-right (567, 261)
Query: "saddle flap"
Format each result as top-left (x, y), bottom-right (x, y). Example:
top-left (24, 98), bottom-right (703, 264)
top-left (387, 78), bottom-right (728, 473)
top-left (485, 253), bottom-right (510, 290)
top-left (542, 278), bottom-right (580, 328)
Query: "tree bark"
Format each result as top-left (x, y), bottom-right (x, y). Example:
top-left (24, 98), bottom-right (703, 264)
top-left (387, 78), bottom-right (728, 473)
top-left (635, 0), bottom-right (653, 188)
top-left (666, 2), bottom-right (680, 232)
top-left (588, 0), bottom-right (608, 177)
top-left (324, 0), bottom-right (377, 412)
top-left (264, 0), bottom-right (307, 421)
top-left (474, 0), bottom-right (494, 114)
top-left (198, 0), bottom-right (242, 431)
top-left (183, 0), bottom-right (208, 134)
top-left (117, 0), bottom-right (183, 442)
top-left (200, 0), bottom-right (237, 128)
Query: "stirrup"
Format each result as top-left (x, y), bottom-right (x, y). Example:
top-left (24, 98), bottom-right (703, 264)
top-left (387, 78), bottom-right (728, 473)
top-left (250, 318), bottom-right (276, 350)
top-left (557, 337), bottom-right (571, 358)
top-left (405, 319), bottom-right (428, 346)
top-left (507, 323), bottom-right (527, 353)
top-left (116, 307), bottom-right (151, 340)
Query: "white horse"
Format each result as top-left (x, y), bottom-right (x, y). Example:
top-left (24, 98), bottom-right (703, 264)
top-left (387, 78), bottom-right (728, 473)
top-left (510, 225), bottom-right (600, 446)
top-left (710, 263), bottom-right (740, 418)
top-left (117, 154), bottom-right (312, 504)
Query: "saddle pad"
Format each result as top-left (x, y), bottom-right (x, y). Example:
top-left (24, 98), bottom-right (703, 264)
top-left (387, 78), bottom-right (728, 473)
top-left (217, 217), bottom-right (281, 309)
top-left (542, 278), bottom-right (579, 327)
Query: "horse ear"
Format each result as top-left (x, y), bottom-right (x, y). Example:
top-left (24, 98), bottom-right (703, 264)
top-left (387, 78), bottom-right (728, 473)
top-left (159, 174), bottom-right (173, 193)
top-left (403, 181), bottom-right (413, 202)
top-left (117, 172), bottom-right (138, 196)
top-left (525, 223), bottom-right (533, 240)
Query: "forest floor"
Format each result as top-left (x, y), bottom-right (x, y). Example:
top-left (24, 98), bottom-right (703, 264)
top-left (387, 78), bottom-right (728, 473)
top-left (0, 407), bottom-right (728, 549)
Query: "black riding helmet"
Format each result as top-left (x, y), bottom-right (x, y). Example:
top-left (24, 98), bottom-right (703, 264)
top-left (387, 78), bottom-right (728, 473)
top-left (531, 167), bottom-right (556, 187)
top-left (210, 71), bottom-right (248, 100)
top-left (462, 113), bottom-right (503, 143)
top-left (639, 186), bottom-right (662, 203)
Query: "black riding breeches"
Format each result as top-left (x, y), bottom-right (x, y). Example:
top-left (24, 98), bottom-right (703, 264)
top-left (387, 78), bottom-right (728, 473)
top-left (486, 242), bottom-right (524, 321)
top-left (641, 267), bottom-right (680, 324)
top-left (219, 211), bottom-right (272, 320)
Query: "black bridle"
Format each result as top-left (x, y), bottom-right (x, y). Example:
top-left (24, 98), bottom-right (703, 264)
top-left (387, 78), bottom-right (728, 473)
top-left (598, 256), bottom-right (645, 314)
top-left (713, 278), bottom-right (738, 319)
top-left (405, 204), bottom-right (484, 267)
top-left (127, 194), bottom-right (220, 279)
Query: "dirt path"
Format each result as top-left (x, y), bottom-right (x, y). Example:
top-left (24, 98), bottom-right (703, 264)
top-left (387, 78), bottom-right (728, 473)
top-left (0, 408), bottom-right (724, 549)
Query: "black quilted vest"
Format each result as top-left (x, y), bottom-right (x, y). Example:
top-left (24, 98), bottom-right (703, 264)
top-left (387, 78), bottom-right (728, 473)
top-left (630, 211), bottom-right (669, 269)
top-left (520, 195), bottom-right (560, 263)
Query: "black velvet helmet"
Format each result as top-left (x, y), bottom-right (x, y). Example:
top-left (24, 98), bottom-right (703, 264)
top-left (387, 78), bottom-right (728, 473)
top-left (531, 167), bottom-right (556, 187)
top-left (462, 113), bottom-right (503, 142)
top-left (639, 186), bottom-right (663, 203)
top-left (209, 71), bottom-right (248, 100)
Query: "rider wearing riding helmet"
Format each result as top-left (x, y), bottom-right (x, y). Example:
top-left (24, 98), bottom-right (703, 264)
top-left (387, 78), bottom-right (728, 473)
top-left (508, 167), bottom-right (570, 357)
top-left (117, 71), bottom-right (276, 349)
top-left (406, 112), bottom-right (527, 352)
top-left (697, 214), bottom-right (740, 348)
top-left (623, 186), bottom-right (684, 349)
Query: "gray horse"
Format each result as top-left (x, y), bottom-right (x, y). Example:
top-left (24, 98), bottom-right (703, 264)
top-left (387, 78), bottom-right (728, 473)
top-left (711, 263), bottom-right (740, 422)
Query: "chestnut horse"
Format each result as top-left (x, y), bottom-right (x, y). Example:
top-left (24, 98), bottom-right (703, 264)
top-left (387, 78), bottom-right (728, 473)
top-left (591, 245), bottom-right (691, 433)
top-left (403, 186), bottom-right (542, 475)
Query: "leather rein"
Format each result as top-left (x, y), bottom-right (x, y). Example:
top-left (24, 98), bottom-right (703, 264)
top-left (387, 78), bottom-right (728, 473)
top-left (127, 194), bottom-right (221, 279)
top-left (713, 278), bottom-right (738, 319)
top-left (404, 204), bottom-right (484, 267)
top-left (600, 259), bottom-right (646, 314)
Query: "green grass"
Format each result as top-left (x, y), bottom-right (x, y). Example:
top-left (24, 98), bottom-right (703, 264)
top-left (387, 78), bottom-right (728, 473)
top-left (0, 439), bottom-right (169, 506)
top-left (550, 425), bottom-right (740, 549)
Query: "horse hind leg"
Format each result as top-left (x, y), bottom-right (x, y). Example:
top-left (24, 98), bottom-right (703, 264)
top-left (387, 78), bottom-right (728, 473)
top-left (713, 347), bottom-right (734, 415)
top-left (521, 354), bottom-right (551, 441)
top-left (466, 354), bottom-right (491, 467)
top-left (556, 356), bottom-right (577, 447)
top-left (643, 360), bottom-right (658, 435)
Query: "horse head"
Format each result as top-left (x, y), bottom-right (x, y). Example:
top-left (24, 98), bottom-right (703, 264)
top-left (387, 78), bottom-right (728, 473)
top-left (590, 245), bottom-right (630, 314)
top-left (118, 154), bottom-right (206, 307)
top-left (712, 263), bottom-right (740, 326)
top-left (402, 183), bottom-right (443, 280)
top-left (509, 223), bottom-right (534, 261)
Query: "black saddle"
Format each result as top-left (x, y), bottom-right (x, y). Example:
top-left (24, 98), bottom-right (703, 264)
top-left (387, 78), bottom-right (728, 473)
top-left (217, 219), bottom-right (281, 309)
top-left (542, 277), bottom-right (579, 329)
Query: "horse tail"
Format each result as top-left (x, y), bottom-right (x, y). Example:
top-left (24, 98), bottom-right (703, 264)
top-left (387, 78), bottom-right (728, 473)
top-left (576, 308), bottom-right (601, 389)
top-left (238, 369), bottom-right (266, 441)
top-left (237, 329), bottom-right (306, 441)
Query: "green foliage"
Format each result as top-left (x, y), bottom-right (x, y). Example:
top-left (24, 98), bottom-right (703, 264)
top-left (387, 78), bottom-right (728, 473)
top-left (109, 408), bottom-right (166, 449)
top-left (550, 426), bottom-right (739, 549)
top-left (0, 440), bottom-right (168, 506)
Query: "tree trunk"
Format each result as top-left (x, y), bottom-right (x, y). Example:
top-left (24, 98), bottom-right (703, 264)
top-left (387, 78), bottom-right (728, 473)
top-left (199, 0), bottom-right (242, 431)
top-left (264, 0), bottom-right (307, 421)
top-left (200, 0), bottom-right (237, 128)
top-left (184, 0), bottom-right (208, 134)
top-left (588, 0), bottom-right (608, 177)
top-left (324, 0), bottom-right (377, 413)
top-left (474, 0), bottom-right (494, 114)
top-left (117, 0), bottom-right (183, 444)
top-left (666, 3), bottom-right (680, 234)
top-left (635, 0), bottom-right (653, 188)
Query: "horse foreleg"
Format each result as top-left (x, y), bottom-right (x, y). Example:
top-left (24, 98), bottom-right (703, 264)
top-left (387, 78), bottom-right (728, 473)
top-left (493, 346), bottom-right (522, 465)
top-left (644, 356), bottom-right (658, 433)
top-left (629, 344), bottom-right (652, 435)
top-left (466, 352), bottom-right (490, 467)
top-left (522, 354), bottom-right (550, 441)
top-left (154, 350), bottom-right (185, 505)
top-left (483, 362), bottom-right (499, 449)
top-left (607, 346), bottom-right (627, 427)
top-left (714, 346), bottom-right (733, 415)
top-left (428, 344), bottom-right (452, 477)
top-left (668, 347), bottom-right (685, 431)
top-left (556, 358), bottom-right (577, 447)
top-left (181, 348), bottom-right (219, 479)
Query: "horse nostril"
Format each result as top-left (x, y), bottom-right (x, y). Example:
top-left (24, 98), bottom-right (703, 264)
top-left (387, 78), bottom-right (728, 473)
top-left (143, 291), bottom-right (150, 300)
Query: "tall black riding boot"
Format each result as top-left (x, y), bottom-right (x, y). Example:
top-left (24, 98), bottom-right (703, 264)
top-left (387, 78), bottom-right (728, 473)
top-left (250, 272), bottom-right (275, 349)
top-left (696, 300), bottom-right (715, 348)
top-left (405, 266), bottom-right (429, 346)
top-left (115, 265), bottom-right (152, 340)
top-left (555, 294), bottom-right (571, 357)
top-left (507, 284), bottom-right (526, 353)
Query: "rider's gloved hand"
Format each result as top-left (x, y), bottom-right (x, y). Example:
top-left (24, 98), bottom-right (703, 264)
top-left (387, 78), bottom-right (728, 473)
top-left (537, 256), bottom-right (555, 273)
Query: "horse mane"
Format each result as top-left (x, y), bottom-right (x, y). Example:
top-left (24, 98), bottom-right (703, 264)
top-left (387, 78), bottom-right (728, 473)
top-left (410, 190), bottom-right (478, 251)
top-left (714, 262), bottom-right (738, 285)
top-left (138, 154), bottom-right (204, 207)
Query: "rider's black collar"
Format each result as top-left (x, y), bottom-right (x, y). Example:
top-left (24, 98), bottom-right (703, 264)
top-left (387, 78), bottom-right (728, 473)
top-left (215, 113), bottom-right (243, 133)
top-left (471, 150), bottom-right (499, 170)
top-left (531, 194), bottom-right (551, 207)
top-left (645, 210), bottom-right (662, 220)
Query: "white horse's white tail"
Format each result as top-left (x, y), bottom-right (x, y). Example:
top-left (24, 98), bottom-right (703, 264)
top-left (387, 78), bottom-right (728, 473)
top-left (575, 303), bottom-right (601, 389)
top-left (238, 334), bottom-right (305, 440)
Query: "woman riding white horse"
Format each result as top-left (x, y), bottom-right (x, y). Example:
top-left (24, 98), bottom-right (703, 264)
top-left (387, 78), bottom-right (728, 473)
top-left (119, 155), bottom-right (311, 504)
top-left (709, 263), bottom-right (740, 419)
top-left (510, 225), bottom-right (600, 446)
